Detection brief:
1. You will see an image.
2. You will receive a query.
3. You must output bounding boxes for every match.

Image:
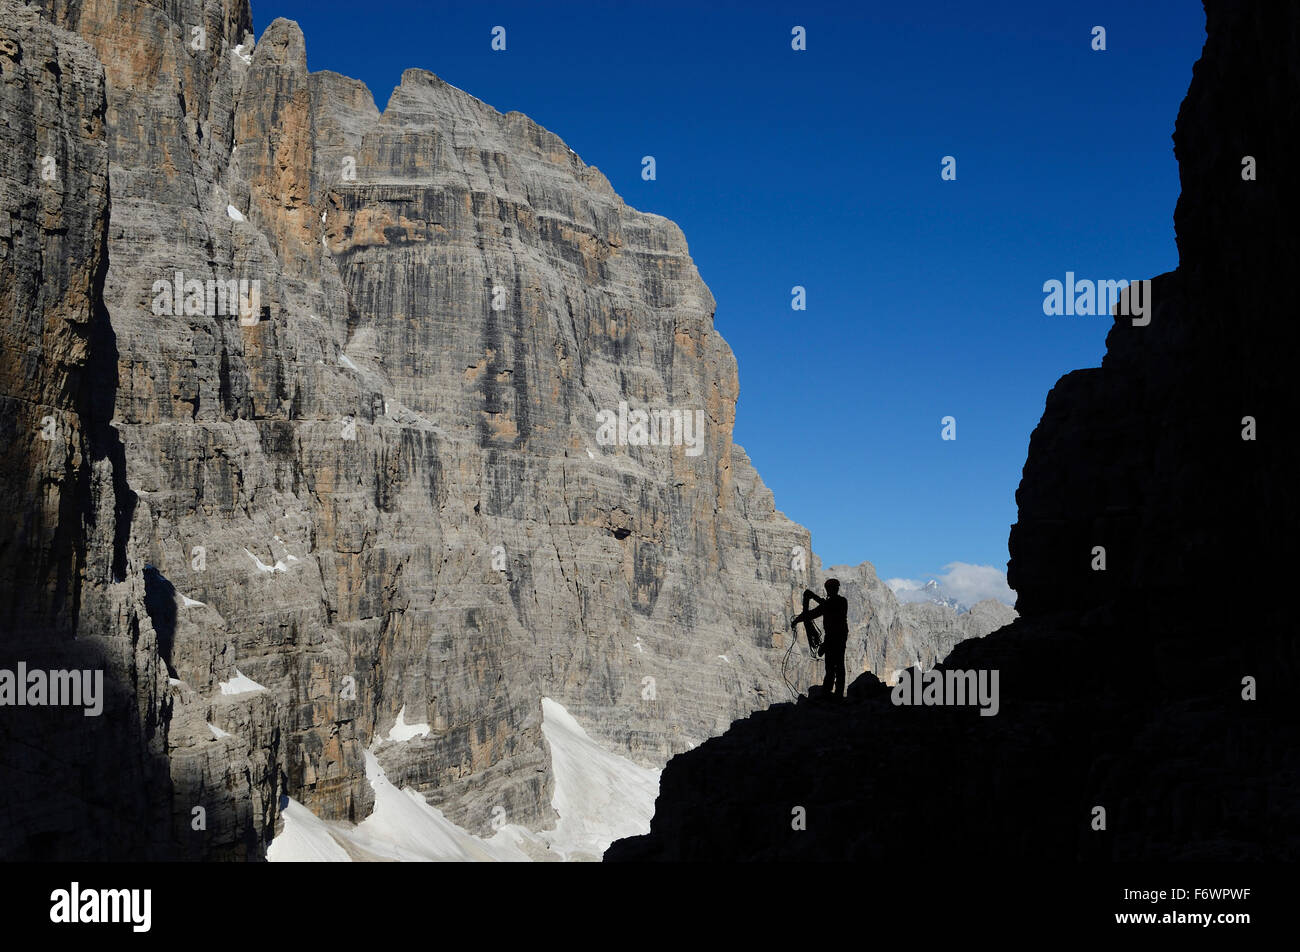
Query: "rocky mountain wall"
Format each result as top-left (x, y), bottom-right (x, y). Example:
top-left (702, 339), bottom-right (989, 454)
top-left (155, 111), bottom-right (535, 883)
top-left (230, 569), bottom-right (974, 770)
top-left (0, 0), bottom-right (1000, 859)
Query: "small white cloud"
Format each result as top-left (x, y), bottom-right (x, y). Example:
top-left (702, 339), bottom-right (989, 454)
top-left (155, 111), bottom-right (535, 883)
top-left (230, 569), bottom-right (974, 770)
top-left (887, 563), bottom-right (1015, 609)
top-left (938, 562), bottom-right (1016, 607)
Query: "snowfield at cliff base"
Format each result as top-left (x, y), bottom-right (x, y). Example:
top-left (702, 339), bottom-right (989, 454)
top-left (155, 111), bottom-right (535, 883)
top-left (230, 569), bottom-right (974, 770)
top-left (267, 697), bottom-right (659, 862)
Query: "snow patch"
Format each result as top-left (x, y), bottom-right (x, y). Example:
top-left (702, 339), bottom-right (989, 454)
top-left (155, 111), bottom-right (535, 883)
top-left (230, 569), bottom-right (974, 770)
top-left (180, 594), bottom-right (205, 608)
top-left (244, 547), bottom-right (290, 573)
top-left (386, 705), bottom-right (431, 742)
top-left (219, 668), bottom-right (267, 695)
top-left (537, 697), bottom-right (659, 860)
top-left (232, 43), bottom-right (252, 65)
top-left (208, 722), bottom-right (232, 740)
top-left (339, 354), bottom-right (359, 372)
top-left (267, 698), bottom-right (658, 862)
top-left (272, 537), bottom-right (299, 561)
top-left (226, 204), bottom-right (244, 222)
top-left (344, 751), bottom-right (528, 861)
top-left (267, 797), bottom-right (351, 862)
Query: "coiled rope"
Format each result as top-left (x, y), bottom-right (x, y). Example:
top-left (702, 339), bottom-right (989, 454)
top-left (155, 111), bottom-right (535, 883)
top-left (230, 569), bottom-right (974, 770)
top-left (782, 617), bottom-right (822, 700)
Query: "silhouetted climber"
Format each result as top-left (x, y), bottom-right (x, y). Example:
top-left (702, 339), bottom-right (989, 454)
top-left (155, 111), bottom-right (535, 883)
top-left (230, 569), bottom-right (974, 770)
top-left (792, 579), bottom-right (849, 699)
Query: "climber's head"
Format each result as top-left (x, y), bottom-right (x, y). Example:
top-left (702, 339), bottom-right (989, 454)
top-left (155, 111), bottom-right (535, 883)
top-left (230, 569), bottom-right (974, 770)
top-left (825, 578), bottom-right (840, 595)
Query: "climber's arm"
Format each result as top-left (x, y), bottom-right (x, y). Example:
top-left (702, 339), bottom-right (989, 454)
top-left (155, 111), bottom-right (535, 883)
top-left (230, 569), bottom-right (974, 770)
top-left (796, 602), bottom-right (826, 622)
top-left (792, 590), bottom-right (826, 627)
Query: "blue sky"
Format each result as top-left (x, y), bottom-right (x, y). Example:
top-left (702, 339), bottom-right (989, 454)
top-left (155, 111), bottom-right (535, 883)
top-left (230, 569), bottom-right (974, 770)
top-left (251, 0), bottom-right (1207, 592)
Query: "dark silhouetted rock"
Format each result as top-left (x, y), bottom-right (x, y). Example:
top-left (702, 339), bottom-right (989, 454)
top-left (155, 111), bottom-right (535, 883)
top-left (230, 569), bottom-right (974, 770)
top-left (607, 0), bottom-right (1300, 863)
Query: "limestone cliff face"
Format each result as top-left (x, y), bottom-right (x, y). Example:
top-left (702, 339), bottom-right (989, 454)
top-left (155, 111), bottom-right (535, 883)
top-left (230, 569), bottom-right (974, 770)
top-left (608, 0), bottom-right (1298, 863)
top-left (0, 0), bottom-right (880, 859)
top-left (1, 1), bottom-right (1003, 860)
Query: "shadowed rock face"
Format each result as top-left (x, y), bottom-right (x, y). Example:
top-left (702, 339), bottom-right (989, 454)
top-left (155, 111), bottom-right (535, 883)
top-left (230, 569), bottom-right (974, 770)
top-left (0, 1), bottom-right (177, 862)
top-left (607, 0), bottom-right (1299, 863)
top-left (1008, 3), bottom-right (1299, 630)
top-left (0, 1), bottom-right (1000, 859)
